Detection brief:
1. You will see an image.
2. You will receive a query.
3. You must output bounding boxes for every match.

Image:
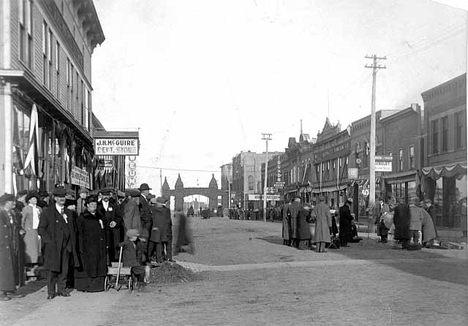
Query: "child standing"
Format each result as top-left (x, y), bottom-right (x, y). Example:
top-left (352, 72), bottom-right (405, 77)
top-left (120, 229), bottom-right (150, 291)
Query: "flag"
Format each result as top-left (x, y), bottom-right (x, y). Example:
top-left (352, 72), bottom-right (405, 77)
top-left (22, 104), bottom-right (40, 177)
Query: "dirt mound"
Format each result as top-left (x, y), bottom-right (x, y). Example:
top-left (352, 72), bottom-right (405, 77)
top-left (150, 262), bottom-right (198, 284)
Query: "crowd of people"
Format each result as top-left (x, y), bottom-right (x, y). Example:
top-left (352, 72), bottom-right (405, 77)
top-left (0, 183), bottom-right (193, 301)
top-left (279, 196), bottom-right (362, 252)
top-left (277, 194), bottom-right (441, 252)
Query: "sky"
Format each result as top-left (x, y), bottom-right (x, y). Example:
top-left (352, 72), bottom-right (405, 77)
top-left (91, 0), bottom-right (467, 196)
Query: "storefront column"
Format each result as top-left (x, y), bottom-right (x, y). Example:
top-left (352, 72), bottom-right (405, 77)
top-left (1, 82), bottom-right (13, 194)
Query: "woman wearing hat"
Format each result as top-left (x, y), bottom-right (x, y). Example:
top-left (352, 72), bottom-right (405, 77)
top-left (21, 192), bottom-right (42, 266)
top-left (75, 195), bottom-right (108, 292)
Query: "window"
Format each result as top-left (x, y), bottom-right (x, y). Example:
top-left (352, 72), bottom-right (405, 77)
top-left (81, 80), bottom-right (85, 124)
top-left (85, 90), bottom-right (90, 130)
top-left (42, 21), bottom-right (48, 87)
top-left (248, 175), bottom-right (254, 191)
top-left (66, 58), bottom-right (71, 110)
top-left (75, 72), bottom-right (79, 119)
top-left (455, 111), bottom-right (465, 148)
top-left (49, 30), bottom-right (53, 91)
top-left (431, 119), bottom-right (439, 154)
top-left (399, 149), bottom-right (403, 171)
top-left (19, 0), bottom-right (33, 68)
top-left (56, 42), bottom-right (60, 97)
top-left (409, 146), bottom-right (414, 169)
top-left (363, 141), bottom-right (369, 168)
top-left (441, 116), bottom-right (448, 152)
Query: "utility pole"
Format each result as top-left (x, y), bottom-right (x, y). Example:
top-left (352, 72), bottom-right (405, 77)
top-left (365, 54), bottom-right (386, 211)
top-left (262, 133), bottom-right (272, 222)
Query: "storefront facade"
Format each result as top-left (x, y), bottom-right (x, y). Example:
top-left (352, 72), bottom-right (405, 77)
top-left (1, 0), bottom-right (105, 195)
top-left (380, 104), bottom-right (422, 205)
top-left (421, 74), bottom-right (467, 228)
top-left (310, 118), bottom-right (351, 210)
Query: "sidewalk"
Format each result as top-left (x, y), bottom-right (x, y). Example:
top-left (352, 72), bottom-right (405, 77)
top-left (356, 218), bottom-right (466, 244)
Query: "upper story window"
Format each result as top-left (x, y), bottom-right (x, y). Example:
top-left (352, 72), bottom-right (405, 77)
top-left (248, 175), bottom-right (254, 191)
top-left (399, 149), bottom-right (404, 171)
top-left (56, 42), bottom-right (60, 97)
top-left (409, 146), bottom-right (414, 169)
top-left (441, 116), bottom-right (448, 152)
top-left (455, 111), bottom-right (465, 149)
top-left (19, 0), bottom-right (33, 68)
top-left (363, 141), bottom-right (369, 168)
top-left (431, 119), bottom-right (439, 154)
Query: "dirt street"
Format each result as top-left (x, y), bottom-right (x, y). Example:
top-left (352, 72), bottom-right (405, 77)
top-left (1, 216), bottom-right (467, 326)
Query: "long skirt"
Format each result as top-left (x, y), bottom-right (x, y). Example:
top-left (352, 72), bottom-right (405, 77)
top-left (24, 229), bottom-right (40, 264)
top-left (74, 276), bottom-right (105, 292)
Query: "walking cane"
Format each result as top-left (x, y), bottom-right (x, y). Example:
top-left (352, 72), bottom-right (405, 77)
top-left (115, 246), bottom-right (123, 291)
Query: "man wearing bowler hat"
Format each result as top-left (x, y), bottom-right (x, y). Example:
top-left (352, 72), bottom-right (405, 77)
top-left (38, 187), bottom-right (79, 299)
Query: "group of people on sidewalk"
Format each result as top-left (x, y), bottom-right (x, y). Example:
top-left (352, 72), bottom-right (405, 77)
top-left (374, 196), bottom-right (438, 249)
top-left (281, 195), bottom-right (362, 253)
top-left (0, 182), bottom-right (193, 301)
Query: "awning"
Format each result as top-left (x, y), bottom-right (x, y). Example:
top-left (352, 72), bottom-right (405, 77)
top-left (422, 162), bottom-right (467, 180)
top-left (312, 184), bottom-right (348, 193)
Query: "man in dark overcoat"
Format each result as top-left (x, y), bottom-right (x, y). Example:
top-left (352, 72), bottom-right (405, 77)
top-left (38, 187), bottom-right (79, 299)
top-left (339, 198), bottom-right (354, 247)
top-left (0, 194), bottom-right (24, 301)
top-left (149, 197), bottom-right (173, 262)
top-left (393, 198), bottom-right (411, 249)
top-left (97, 187), bottom-right (123, 262)
top-left (138, 183), bottom-right (152, 237)
top-left (281, 200), bottom-right (291, 246)
top-left (289, 196), bottom-right (302, 248)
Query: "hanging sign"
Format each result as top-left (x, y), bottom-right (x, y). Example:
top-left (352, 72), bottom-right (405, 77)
top-left (70, 165), bottom-right (90, 188)
top-left (94, 138), bottom-right (139, 156)
top-left (375, 155), bottom-right (393, 172)
top-left (348, 168), bottom-right (359, 179)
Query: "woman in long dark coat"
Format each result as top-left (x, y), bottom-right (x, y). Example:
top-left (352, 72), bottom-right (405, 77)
top-left (393, 199), bottom-right (411, 249)
top-left (75, 195), bottom-right (107, 292)
top-left (297, 205), bottom-right (312, 245)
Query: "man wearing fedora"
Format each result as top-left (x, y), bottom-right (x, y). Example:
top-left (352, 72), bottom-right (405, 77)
top-left (38, 187), bottom-right (79, 299)
top-left (123, 190), bottom-right (142, 233)
top-left (138, 183), bottom-right (153, 255)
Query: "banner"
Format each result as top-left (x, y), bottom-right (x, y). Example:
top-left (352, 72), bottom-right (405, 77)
top-left (248, 194), bottom-right (281, 201)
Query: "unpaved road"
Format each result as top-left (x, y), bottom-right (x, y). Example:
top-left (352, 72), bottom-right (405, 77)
top-left (1, 216), bottom-right (467, 326)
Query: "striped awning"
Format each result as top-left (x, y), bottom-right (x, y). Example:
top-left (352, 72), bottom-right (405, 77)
top-left (422, 162), bottom-right (466, 180)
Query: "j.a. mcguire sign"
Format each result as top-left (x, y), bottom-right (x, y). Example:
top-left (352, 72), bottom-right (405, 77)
top-left (94, 138), bottom-right (139, 155)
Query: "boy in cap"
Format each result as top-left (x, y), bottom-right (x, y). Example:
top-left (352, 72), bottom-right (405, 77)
top-left (77, 188), bottom-right (88, 216)
top-left (120, 229), bottom-right (150, 291)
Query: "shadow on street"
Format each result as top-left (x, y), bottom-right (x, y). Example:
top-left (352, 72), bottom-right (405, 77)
top-left (257, 235), bottom-right (468, 286)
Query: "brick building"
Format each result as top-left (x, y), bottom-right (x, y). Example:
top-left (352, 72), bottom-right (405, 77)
top-left (0, 0), bottom-right (104, 194)
top-left (380, 104), bottom-right (422, 204)
top-left (421, 73), bottom-right (467, 228)
top-left (348, 110), bottom-right (397, 217)
top-left (310, 118), bottom-right (351, 210)
top-left (232, 150), bottom-right (282, 210)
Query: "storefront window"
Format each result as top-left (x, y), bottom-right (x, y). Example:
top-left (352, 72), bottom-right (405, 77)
top-left (13, 106), bottom-right (30, 191)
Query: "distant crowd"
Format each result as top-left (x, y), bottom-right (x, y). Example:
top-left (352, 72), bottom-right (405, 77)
top-left (229, 194), bottom-right (464, 252)
top-left (0, 183), bottom-right (193, 301)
